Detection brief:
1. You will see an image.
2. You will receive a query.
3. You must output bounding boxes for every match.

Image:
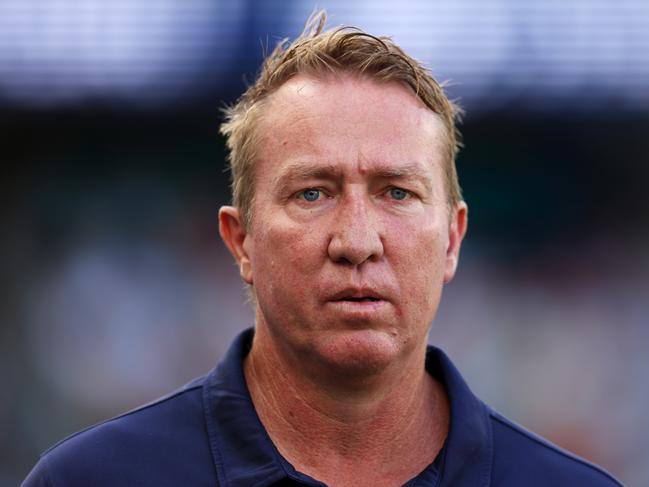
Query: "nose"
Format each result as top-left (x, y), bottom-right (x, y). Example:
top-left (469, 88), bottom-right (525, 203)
top-left (327, 192), bottom-right (384, 265)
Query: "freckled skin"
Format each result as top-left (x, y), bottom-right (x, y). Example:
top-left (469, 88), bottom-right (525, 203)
top-left (225, 74), bottom-right (467, 381)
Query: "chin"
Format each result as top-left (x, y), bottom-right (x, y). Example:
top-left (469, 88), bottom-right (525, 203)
top-left (310, 328), bottom-right (406, 376)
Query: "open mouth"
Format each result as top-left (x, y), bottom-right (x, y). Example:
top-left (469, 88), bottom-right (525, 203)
top-left (328, 288), bottom-right (387, 305)
top-left (340, 297), bottom-right (381, 302)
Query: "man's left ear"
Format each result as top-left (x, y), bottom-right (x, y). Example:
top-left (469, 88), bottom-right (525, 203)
top-left (444, 201), bottom-right (468, 283)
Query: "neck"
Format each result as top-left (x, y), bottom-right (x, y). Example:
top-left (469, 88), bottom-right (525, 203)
top-left (244, 325), bottom-right (449, 487)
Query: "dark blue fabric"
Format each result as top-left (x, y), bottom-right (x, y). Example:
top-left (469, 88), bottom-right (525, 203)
top-left (22, 328), bottom-right (624, 486)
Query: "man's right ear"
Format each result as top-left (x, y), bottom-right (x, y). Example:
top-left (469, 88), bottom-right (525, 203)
top-left (218, 206), bottom-right (253, 284)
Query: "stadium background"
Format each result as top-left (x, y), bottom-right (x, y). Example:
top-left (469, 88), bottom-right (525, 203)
top-left (1, 1), bottom-right (648, 485)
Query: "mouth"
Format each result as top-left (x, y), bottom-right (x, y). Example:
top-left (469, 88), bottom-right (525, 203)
top-left (324, 288), bottom-right (390, 319)
top-left (328, 288), bottom-right (388, 304)
top-left (336, 296), bottom-right (381, 303)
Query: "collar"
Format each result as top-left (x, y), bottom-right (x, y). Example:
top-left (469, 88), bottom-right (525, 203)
top-left (203, 328), bottom-right (492, 487)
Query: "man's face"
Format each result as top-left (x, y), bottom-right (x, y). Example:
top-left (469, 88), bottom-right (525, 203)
top-left (220, 74), bottom-right (467, 375)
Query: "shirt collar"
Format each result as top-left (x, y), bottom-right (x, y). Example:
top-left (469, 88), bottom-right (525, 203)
top-left (203, 328), bottom-right (492, 487)
top-left (426, 347), bottom-right (493, 487)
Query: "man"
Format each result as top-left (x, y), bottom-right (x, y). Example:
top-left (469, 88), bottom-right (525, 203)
top-left (24, 12), bottom-right (623, 487)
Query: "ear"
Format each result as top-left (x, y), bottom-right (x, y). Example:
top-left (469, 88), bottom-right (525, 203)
top-left (219, 206), bottom-right (253, 284)
top-left (444, 201), bottom-right (468, 283)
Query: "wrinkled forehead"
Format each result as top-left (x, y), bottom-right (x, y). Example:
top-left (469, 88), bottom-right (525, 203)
top-left (256, 74), bottom-right (448, 162)
top-left (266, 73), bottom-right (437, 122)
top-left (249, 75), bottom-right (449, 205)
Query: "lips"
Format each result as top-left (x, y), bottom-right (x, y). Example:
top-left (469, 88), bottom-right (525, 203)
top-left (323, 286), bottom-right (392, 319)
top-left (342, 297), bottom-right (380, 302)
top-left (328, 287), bottom-right (388, 303)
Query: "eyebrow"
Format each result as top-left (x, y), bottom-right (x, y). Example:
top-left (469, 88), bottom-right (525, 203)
top-left (276, 162), bottom-right (341, 182)
top-left (272, 162), bottom-right (342, 192)
top-left (372, 163), bottom-right (432, 183)
top-left (273, 160), bottom-right (433, 192)
top-left (374, 164), bottom-right (434, 193)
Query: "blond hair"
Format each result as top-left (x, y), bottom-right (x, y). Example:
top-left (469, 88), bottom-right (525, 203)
top-left (220, 11), bottom-right (463, 229)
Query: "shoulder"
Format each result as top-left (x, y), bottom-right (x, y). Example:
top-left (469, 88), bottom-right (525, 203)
top-left (424, 346), bottom-right (624, 486)
top-left (487, 409), bottom-right (624, 487)
top-left (22, 376), bottom-right (217, 487)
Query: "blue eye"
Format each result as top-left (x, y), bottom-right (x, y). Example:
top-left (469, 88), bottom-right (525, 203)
top-left (301, 188), bottom-right (321, 202)
top-left (389, 188), bottom-right (409, 200)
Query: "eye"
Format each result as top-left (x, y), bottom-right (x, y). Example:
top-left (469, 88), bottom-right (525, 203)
top-left (388, 187), bottom-right (410, 201)
top-left (300, 188), bottom-right (321, 202)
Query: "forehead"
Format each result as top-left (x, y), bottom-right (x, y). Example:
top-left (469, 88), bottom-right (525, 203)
top-left (255, 74), bottom-right (447, 179)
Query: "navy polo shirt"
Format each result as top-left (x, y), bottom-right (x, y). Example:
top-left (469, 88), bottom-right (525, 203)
top-left (23, 328), bottom-right (623, 486)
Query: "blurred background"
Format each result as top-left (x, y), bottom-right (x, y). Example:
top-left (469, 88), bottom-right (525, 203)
top-left (2, 1), bottom-right (648, 485)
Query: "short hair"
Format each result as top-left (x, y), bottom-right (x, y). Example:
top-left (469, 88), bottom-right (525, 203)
top-left (220, 10), bottom-right (463, 229)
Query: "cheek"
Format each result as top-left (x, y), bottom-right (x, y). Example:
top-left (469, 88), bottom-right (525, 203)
top-left (390, 221), bottom-right (447, 306)
top-left (250, 223), bottom-right (328, 338)
top-left (251, 222), bottom-right (325, 294)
